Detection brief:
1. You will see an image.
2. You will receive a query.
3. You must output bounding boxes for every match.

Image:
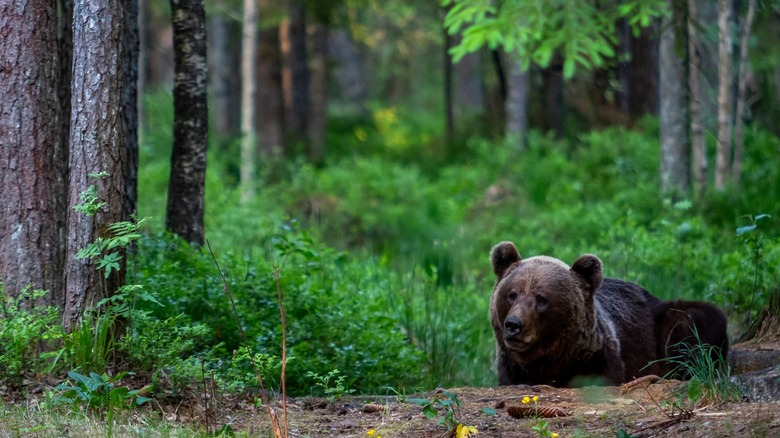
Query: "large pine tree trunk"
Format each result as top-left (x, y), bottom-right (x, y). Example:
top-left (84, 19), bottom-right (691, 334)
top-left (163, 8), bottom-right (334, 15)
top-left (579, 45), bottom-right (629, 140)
top-left (166, 0), bottom-right (209, 243)
top-left (715, 0), bottom-right (734, 190)
top-left (65, 0), bottom-right (127, 328)
top-left (659, 0), bottom-right (691, 196)
top-left (0, 0), bottom-right (65, 305)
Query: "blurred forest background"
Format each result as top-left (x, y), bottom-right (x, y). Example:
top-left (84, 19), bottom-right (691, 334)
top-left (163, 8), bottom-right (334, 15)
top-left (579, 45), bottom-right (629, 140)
top-left (1, 0), bottom-right (780, 399)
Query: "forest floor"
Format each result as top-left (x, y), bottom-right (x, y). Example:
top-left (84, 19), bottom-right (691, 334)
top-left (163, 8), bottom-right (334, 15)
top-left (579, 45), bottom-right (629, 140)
top-left (1, 342), bottom-right (778, 437)
top-left (170, 341), bottom-right (780, 438)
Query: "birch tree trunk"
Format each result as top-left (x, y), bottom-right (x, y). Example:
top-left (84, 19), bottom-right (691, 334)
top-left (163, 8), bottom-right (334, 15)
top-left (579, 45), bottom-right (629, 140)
top-left (732, 0), bottom-right (757, 187)
top-left (0, 0), bottom-right (65, 304)
top-left (166, 0), bottom-right (209, 243)
top-left (659, 0), bottom-right (690, 196)
top-left (65, 0), bottom-right (126, 328)
top-left (715, 0), bottom-right (734, 190)
top-left (240, 0), bottom-right (257, 202)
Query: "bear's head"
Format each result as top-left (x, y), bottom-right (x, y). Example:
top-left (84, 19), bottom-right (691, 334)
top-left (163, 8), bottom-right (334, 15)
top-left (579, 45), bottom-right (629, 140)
top-left (490, 241), bottom-right (603, 364)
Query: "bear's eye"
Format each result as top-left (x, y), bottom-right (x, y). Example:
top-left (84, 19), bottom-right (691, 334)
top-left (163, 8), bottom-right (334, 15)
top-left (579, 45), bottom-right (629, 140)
top-left (536, 295), bottom-right (548, 306)
top-left (507, 292), bottom-right (518, 302)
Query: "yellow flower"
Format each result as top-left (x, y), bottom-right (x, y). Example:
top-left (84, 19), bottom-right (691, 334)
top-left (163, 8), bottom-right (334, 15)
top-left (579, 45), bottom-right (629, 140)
top-left (456, 424), bottom-right (479, 437)
top-left (551, 433), bottom-right (559, 438)
top-left (532, 396), bottom-right (539, 403)
top-left (367, 430), bottom-right (375, 436)
top-left (522, 396), bottom-right (531, 404)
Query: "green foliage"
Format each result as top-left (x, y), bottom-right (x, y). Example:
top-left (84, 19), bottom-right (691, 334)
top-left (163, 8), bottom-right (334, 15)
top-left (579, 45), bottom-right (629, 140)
top-left (52, 371), bottom-right (151, 437)
top-left (136, 86), bottom-right (780, 393)
top-left (443, 0), bottom-right (667, 78)
top-left (0, 287), bottom-right (64, 388)
top-left (305, 369), bottom-right (355, 400)
top-left (408, 390), bottom-right (463, 429)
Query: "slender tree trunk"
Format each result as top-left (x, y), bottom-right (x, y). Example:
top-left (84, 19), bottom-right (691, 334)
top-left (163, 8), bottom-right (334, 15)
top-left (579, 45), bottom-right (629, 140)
top-left (626, 24), bottom-right (659, 117)
top-left (328, 29), bottom-right (367, 116)
top-left (124, 0), bottom-right (140, 223)
top-left (715, 0), bottom-right (734, 190)
top-left (308, 22), bottom-right (329, 163)
top-left (505, 56), bottom-right (529, 150)
top-left (541, 55), bottom-right (564, 138)
top-left (65, 0), bottom-right (126, 328)
top-left (210, 0), bottom-right (240, 141)
top-left (732, 0), bottom-right (757, 187)
top-left (257, 22), bottom-right (285, 158)
top-left (453, 36), bottom-right (484, 118)
top-left (688, 0), bottom-right (707, 198)
top-left (443, 26), bottom-right (455, 147)
top-left (0, 0), bottom-right (65, 305)
top-left (240, 0), bottom-right (257, 202)
top-left (659, 0), bottom-right (691, 196)
top-left (167, 0), bottom-right (209, 243)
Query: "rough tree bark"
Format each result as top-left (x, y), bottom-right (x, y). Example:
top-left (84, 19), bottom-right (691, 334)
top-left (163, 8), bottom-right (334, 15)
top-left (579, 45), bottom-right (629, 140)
top-left (240, 0), bottom-right (257, 202)
top-left (166, 0), bottom-right (209, 243)
top-left (732, 0), bottom-right (757, 187)
top-left (0, 0), bottom-right (65, 304)
top-left (659, 0), bottom-right (690, 196)
top-left (714, 0), bottom-right (733, 190)
top-left (64, 0), bottom-right (127, 328)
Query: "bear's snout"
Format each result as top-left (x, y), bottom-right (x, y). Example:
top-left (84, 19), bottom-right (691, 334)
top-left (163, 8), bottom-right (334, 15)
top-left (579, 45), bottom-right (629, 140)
top-left (504, 315), bottom-right (524, 338)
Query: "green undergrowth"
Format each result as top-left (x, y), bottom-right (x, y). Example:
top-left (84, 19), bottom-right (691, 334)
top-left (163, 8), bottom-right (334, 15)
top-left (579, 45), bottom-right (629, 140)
top-left (127, 93), bottom-right (780, 395)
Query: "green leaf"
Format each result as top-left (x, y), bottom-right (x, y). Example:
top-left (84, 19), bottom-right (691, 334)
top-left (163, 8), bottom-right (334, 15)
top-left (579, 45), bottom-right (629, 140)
top-left (480, 407), bottom-right (497, 416)
top-left (422, 404), bottom-right (438, 419)
top-left (736, 225), bottom-right (756, 236)
top-left (687, 377), bottom-right (702, 402)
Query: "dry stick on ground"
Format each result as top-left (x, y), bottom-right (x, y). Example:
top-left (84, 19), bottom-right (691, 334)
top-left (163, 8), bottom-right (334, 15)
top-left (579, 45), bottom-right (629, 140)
top-left (206, 240), bottom-right (285, 437)
top-left (201, 359), bottom-right (210, 434)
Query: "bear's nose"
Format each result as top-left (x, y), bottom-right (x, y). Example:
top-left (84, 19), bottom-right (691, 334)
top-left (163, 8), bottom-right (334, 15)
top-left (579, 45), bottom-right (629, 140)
top-left (504, 316), bottom-right (524, 337)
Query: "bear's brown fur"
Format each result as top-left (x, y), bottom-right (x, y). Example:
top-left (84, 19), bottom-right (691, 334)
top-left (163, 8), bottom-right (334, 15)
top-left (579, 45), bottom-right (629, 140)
top-left (490, 241), bottom-right (729, 387)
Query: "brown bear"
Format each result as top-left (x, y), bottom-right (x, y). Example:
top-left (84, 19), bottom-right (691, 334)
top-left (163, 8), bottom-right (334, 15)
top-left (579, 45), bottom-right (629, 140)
top-left (653, 300), bottom-right (730, 379)
top-left (490, 241), bottom-right (729, 387)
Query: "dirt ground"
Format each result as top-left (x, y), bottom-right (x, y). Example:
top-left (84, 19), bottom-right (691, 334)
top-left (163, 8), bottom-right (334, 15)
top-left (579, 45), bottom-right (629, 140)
top-left (173, 342), bottom-right (780, 438)
top-left (193, 380), bottom-right (777, 438)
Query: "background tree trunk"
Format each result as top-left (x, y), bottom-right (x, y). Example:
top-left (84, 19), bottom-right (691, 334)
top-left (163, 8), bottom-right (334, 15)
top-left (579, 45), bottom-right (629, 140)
top-left (659, 0), bottom-right (691, 196)
top-left (328, 28), bottom-right (367, 116)
top-left (166, 0), bottom-right (209, 243)
top-left (124, 0), bottom-right (140, 222)
top-left (0, 0), bottom-right (65, 305)
top-left (240, 0), bottom-right (258, 202)
top-left (443, 26), bottom-right (455, 147)
top-left (715, 0), bottom-right (734, 190)
top-left (308, 22), bottom-right (329, 163)
top-left (257, 22), bottom-right (285, 158)
top-left (732, 0), bottom-right (757, 188)
top-left (688, 0), bottom-right (707, 198)
top-left (282, 1), bottom-right (309, 147)
top-left (505, 56), bottom-right (529, 150)
top-left (541, 55), bottom-right (564, 138)
top-left (65, 0), bottom-right (127, 328)
top-left (210, 0), bottom-right (241, 142)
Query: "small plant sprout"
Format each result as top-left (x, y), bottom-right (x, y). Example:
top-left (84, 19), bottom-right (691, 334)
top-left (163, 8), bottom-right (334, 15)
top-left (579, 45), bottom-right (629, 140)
top-left (407, 390), bottom-right (478, 436)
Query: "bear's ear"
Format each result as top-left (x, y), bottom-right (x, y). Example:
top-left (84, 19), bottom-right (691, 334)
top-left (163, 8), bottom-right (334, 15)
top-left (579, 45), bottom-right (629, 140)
top-left (571, 254), bottom-right (603, 295)
top-left (491, 241), bottom-right (521, 279)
